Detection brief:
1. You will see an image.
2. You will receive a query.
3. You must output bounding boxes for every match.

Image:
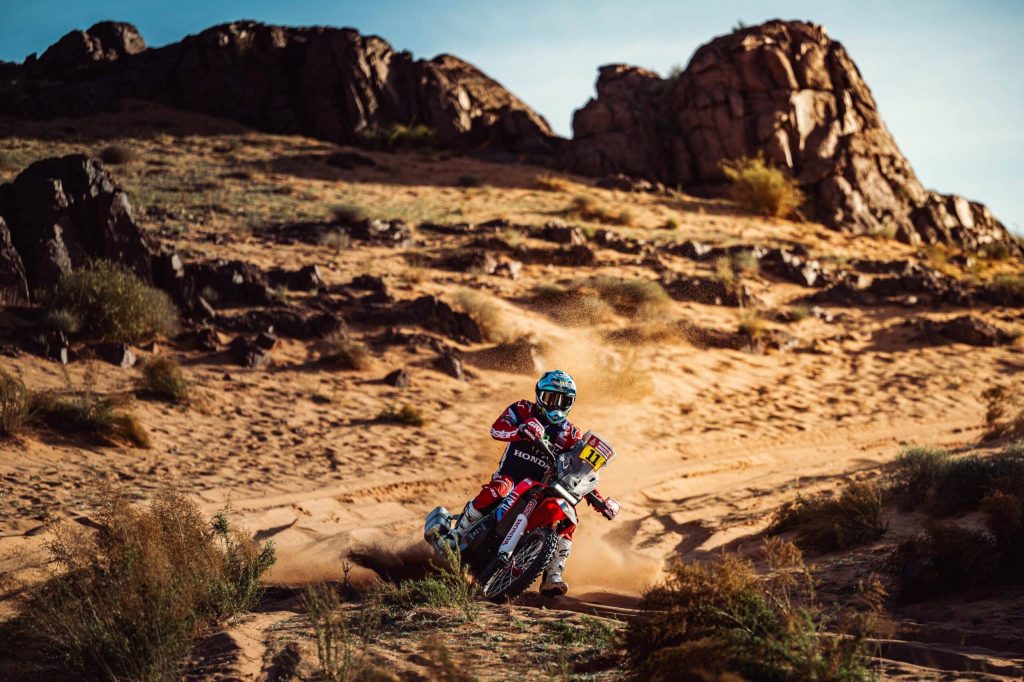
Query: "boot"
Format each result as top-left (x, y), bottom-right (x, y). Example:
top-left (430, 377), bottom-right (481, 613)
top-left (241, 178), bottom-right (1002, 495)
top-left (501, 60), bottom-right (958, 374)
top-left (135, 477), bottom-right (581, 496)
top-left (453, 501), bottom-right (482, 541)
top-left (540, 537), bottom-right (571, 597)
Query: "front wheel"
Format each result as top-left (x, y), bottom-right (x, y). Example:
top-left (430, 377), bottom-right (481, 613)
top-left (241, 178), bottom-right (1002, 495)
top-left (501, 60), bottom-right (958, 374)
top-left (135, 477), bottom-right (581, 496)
top-left (476, 528), bottom-right (557, 602)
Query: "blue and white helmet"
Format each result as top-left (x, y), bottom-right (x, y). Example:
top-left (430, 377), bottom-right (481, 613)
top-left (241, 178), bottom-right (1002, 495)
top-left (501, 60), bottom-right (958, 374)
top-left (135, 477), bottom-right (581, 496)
top-left (535, 370), bottom-right (577, 424)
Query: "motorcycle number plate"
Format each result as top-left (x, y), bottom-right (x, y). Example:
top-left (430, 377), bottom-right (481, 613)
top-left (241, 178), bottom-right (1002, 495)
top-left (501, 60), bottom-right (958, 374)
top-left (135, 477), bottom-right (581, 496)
top-left (579, 444), bottom-right (607, 470)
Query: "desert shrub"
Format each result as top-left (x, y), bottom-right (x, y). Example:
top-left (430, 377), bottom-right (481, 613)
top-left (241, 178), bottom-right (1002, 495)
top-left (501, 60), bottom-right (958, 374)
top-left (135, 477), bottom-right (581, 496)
top-left (886, 445), bottom-right (1024, 517)
top-left (33, 389), bottom-right (151, 448)
top-left (988, 272), bottom-right (1024, 300)
top-left (331, 203), bottom-right (369, 225)
top-left (983, 384), bottom-right (1024, 441)
top-left (890, 521), bottom-right (999, 601)
top-left (99, 144), bottom-right (135, 165)
top-left (45, 261), bottom-right (179, 343)
top-left (788, 305), bottom-right (811, 322)
top-left (0, 149), bottom-right (19, 171)
top-left (535, 173), bottom-right (573, 192)
top-left (737, 308), bottom-right (767, 339)
top-left (732, 249), bottom-right (760, 277)
top-left (12, 487), bottom-right (275, 680)
top-left (0, 368), bottom-right (32, 438)
top-left (533, 283), bottom-right (612, 326)
top-left (359, 123), bottom-right (434, 150)
top-left (304, 584), bottom-right (391, 682)
top-left (768, 482), bottom-right (885, 552)
top-left (319, 230), bottom-right (353, 251)
top-left (138, 356), bottom-right (190, 403)
top-left (452, 289), bottom-right (510, 342)
top-left (722, 155), bottom-right (805, 218)
top-left (662, 216), bottom-right (680, 230)
top-left (624, 540), bottom-right (877, 681)
top-left (455, 173), bottom-right (483, 188)
top-left (582, 276), bottom-right (669, 318)
top-left (568, 194), bottom-right (634, 225)
top-left (713, 254), bottom-right (736, 285)
top-left (320, 332), bottom-right (371, 370)
top-left (369, 544), bottom-right (477, 623)
top-left (376, 403), bottom-right (426, 427)
top-left (40, 307), bottom-right (82, 335)
top-left (982, 241), bottom-right (1012, 261)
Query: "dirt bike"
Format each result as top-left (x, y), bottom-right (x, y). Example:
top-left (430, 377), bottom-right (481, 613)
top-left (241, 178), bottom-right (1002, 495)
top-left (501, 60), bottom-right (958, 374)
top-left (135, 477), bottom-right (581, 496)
top-left (423, 431), bottom-right (617, 601)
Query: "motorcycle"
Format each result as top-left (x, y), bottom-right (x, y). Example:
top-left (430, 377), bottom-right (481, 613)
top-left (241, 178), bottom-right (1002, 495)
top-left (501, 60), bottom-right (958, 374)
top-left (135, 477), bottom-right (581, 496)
top-left (423, 431), bottom-right (617, 601)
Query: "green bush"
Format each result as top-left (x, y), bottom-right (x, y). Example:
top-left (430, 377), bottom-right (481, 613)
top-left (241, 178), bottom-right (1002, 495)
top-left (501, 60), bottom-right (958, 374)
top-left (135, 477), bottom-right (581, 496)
top-left (45, 261), bottom-right (179, 343)
top-left (12, 487), bottom-right (275, 680)
top-left (138, 356), bottom-right (191, 403)
top-left (358, 123), bottom-right (434, 151)
top-left (891, 521), bottom-right (999, 601)
top-left (722, 155), bottom-right (805, 218)
top-left (0, 368), bottom-right (32, 438)
top-left (768, 482), bottom-right (886, 552)
top-left (624, 540), bottom-right (877, 681)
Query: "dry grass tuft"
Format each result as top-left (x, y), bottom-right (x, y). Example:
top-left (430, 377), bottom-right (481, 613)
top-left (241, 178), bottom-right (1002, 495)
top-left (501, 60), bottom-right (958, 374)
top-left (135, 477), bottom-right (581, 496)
top-left (737, 307), bottom-right (767, 339)
top-left (0, 368), bottom-right (32, 438)
top-left (983, 384), bottom-right (1024, 441)
top-left (45, 261), bottom-right (179, 344)
top-left (319, 332), bottom-right (372, 370)
top-left (99, 143), bottom-right (136, 165)
top-left (138, 356), bottom-right (191, 403)
top-left (535, 173), bottom-right (574, 192)
top-left (625, 539), bottom-right (878, 681)
top-left (33, 390), bottom-right (151, 449)
top-left (331, 203), bottom-right (369, 225)
top-left (10, 487), bottom-right (275, 680)
top-left (768, 482), bottom-right (886, 552)
top-left (568, 194), bottom-right (635, 225)
top-left (722, 155), bottom-right (805, 218)
top-left (580, 276), bottom-right (670, 319)
top-left (376, 403), bottom-right (426, 427)
top-left (533, 283), bottom-right (614, 327)
top-left (452, 289), bottom-right (512, 342)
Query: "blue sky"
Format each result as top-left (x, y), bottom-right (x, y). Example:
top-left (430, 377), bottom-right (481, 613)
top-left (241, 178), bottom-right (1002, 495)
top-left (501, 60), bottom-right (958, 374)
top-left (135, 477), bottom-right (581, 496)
top-left (1, 0), bottom-right (1021, 232)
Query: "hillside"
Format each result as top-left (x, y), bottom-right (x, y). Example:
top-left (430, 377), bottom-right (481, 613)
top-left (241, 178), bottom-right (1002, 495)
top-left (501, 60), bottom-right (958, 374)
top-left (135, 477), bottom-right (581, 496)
top-left (0, 99), bottom-right (1022, 679)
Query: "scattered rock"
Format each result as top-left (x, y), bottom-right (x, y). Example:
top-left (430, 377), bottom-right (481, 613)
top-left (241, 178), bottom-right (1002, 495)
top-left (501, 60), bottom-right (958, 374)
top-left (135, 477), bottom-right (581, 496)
top-left (183, 260), bottom-right (273, 308)
top-left (383, 368), bottom-right (410, 388)
top-left (217, 308), bottom-right (344, 340)
top-left (433, 350), bottom-right (465, 379)
top-left (88, 342), bottom-right (136, 368)
top-left (348, 218), bottom-right (412, 246)
top-left (439, 249), bottom-right (499, 274)
top-left (370, 296), bottom-right (483, 344)
top-left (914, 316), bottom-right (1017, 347)
top-left (193, 328), bottom-right (224, 351)
top-left (537, 222), bottom-right (587, 245)
top-left (759, 248), bottom-right (831, 287)
top-left (595, 173), bottom-right (667, 193)
top-left (662, 275), bottom-right (753, 306)
top-left (267, 265), bottom-right (325, 292)
top-left (229, 336), bottom-right (270, 369)
top-left (254, 331), bottom-right (279, 351)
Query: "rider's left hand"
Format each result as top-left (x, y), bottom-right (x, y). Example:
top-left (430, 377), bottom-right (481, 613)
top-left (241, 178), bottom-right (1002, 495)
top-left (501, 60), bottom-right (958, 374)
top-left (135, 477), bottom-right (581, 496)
top-left (600, 497), bottom-right (620, 521)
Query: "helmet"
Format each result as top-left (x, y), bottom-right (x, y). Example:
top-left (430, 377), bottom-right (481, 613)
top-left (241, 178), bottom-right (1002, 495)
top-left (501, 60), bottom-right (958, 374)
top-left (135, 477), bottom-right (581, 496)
top-left (535, 370), bottom-right (577, 424)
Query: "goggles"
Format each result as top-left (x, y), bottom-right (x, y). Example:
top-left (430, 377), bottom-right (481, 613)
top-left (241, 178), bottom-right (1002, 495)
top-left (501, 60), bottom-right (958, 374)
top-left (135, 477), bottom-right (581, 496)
top-left (538, 390), bottom-right (575, 411)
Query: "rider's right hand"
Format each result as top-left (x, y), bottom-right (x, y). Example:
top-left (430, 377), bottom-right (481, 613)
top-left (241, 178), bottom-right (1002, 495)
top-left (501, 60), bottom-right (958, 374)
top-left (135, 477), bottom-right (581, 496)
top-left (518, 418), bottom-right (545, 443)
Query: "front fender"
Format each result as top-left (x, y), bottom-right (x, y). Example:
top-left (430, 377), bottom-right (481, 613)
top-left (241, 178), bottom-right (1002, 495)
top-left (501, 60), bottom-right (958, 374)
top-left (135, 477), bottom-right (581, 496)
top-left (526, 497), bottom-right (576, 533)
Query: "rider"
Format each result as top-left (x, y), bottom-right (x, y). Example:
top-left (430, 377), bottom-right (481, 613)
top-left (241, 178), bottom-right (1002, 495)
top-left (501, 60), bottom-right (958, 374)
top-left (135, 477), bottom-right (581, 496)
top-left (454, 369), bottom-right (620, 597)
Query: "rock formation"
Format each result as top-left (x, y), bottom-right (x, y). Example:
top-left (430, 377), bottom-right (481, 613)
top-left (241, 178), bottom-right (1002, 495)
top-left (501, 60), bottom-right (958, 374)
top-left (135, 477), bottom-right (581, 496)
top-left (3, 21), bottom-right (556, 154)
top-left (567, 20), bottom-right (1019, 255)
top-left (0, 155), bottom-right (152, 295)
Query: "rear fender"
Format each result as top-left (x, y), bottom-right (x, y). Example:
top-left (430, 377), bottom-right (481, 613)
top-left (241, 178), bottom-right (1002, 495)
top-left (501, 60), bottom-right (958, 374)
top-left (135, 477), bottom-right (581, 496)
top-left (526, 497), bottom-right (575, 534)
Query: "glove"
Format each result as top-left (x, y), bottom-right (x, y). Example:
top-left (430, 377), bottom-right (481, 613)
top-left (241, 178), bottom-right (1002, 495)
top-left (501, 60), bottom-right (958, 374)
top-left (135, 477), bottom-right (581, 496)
top-left (600, 497), bottom-right (620, 521)
top-left (518, 418), bottom-right (545, 443)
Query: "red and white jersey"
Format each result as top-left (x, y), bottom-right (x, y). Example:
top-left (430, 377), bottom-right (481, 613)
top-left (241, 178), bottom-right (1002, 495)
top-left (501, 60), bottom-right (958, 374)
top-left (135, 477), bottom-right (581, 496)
top-left (490, 399), bottom-right (582, 451)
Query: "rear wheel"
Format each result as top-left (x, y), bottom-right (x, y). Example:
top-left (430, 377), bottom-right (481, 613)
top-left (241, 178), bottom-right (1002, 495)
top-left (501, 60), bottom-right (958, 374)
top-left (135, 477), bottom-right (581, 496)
top-left (476, 528), bottom-right (557, 602)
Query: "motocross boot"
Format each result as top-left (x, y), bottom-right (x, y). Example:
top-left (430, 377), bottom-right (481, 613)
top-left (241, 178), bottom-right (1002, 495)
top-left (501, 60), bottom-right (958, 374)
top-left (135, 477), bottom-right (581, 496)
top-left (453, 502), bottom-right (483, 542)
top-left (540, 537), bottom-right (571, 597)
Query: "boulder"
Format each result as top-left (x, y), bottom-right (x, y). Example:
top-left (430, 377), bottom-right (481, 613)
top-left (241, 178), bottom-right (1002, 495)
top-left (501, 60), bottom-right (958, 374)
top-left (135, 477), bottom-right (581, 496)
top-left (183, 260), bottom-right (272, 308)
top-left (662, 275), bottom-right (753, 306)
top-left (536, 222), bottom-right (587, 245)
top-left (87, 341), bottom-right (136, 368)
top-left (564, 21), bottom-right (1020, 257)
top-left (0, 155), bottom-right (152, 295)
top-left (433, 350), bottom-right (465, 380)
top-left (383, 368), bottom-right (410, 388)
top-left (0, 217), bottom-right (29, 305)
top-left (229, 336), bottom-right (271, 369)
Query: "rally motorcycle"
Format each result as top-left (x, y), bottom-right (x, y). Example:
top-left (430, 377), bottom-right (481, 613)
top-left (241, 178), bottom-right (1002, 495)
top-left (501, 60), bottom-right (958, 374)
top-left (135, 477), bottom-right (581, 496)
top-left (423, 431), bottom-right (617, 601)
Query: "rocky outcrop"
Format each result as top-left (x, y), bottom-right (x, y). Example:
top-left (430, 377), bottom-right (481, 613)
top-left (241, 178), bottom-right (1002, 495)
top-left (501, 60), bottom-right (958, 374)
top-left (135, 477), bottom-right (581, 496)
top-left (4, 21), bottom-right (556, 155)
top-left (0, 218), bottom-right (30, 305)
top-left (0, 154), bottom-right (151, 294)
top-left (566, 20), bottom-right (1019, 256)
